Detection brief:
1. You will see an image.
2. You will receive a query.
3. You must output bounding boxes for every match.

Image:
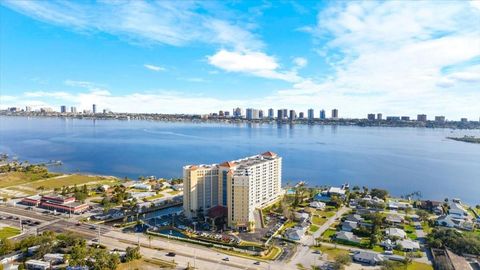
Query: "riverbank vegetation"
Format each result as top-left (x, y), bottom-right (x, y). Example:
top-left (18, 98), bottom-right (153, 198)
top-left (447, 135), bottom-right (480, 144)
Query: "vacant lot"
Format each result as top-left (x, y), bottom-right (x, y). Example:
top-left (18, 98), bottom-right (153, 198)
top-left (28, 174), bottom-right (118, 189)
top-left (0, 171), bottom-right (60, 188)
top-left (0, 226), bottom-right (21, 239)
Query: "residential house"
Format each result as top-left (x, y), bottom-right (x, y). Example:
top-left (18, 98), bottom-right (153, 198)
top-left (309, 201), bottom-right (326, 209)
top-left (335, 231), bottom-right (361, 243)
top-left (388, 201), bottom-right (411, 210)
top-left (43, 253), bottom-right (65, 265)
top-left (449, 202), bottom-right (468, 219)
top-left (386, 214), bottom-right (404, 225)
top-left (396, 239), bottom-right (420, 251)
top-left (352, 251), bottom-right (384, 265)
top-left (25, 260), bottom-right (50, 270)
top-left (285, 226), bottom-right (307, 241)
top-left (418, 200), bottom-right (443, 214)
top-left (132, 183), bottom-right (151, 191)
top-left (341, 221), bottom-right (358, 232)
top-left (345, 214), bottom-right (364, 223)
top-left (385, 228), bottom-right (407, 239)
top-left (437, 215), bottom-right (474, 231)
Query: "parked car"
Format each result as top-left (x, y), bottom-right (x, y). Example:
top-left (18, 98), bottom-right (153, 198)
top-left (166, 252), bottom-right (176, 257)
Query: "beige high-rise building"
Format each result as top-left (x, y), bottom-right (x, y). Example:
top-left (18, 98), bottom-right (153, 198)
top-left (183, 152), bottom-right (282, 230)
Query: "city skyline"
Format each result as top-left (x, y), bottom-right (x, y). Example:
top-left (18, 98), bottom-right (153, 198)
top-left (1, 1), bottom-right (480, 119)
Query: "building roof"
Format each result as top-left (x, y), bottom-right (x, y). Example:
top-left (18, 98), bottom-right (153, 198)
top-left (397, 239), bottom-right (420, 250)
top-left (386, 214), bottom-right (404, 223)
top-left (219, 161), bottom-right (236, 167)
top-left (336, 231), bottom-right (361, 242)
top-left (261, 151), bottom-right (277, 157)
top-left (445, 249), bottom-right (473, 270)
top-left (309, 201), bottom-right (325, 208)
top-left (353, 251), bottom-right (384, 262)
top-left (386, 228), bottom-right (407, 238)
top-left (342, 221), bottom-right (358, 231)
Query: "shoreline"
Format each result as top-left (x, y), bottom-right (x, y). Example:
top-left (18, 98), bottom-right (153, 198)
top-left (2, 113), bottom-right (480, 130)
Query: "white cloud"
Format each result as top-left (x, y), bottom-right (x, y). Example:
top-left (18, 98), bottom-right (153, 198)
top-left (207, 49), bottom-right (301, 82)
top-left (2, 1), bottom-right (263, 51)
top-left (293, 57), bottom-right (308, 69)
top-left (144, 64), bottom-right (166, 72)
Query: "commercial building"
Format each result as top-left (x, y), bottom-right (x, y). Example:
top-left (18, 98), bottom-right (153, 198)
top-left (60, 106), bottom-right (67, 113)
top-left (21, 194), bottom-right (89, 214)
top-left (289, 110), bottom-right (296, 121)
top-left (183, 152), bottom-right (282, 230)
top-left (233, 107), bottom-right (242, 118)
top-left (70, 106), bottom-right (77, 113)
top-left (377, 113), bottom-right (383, 120)
top-left (435, 116), bottom-right (445, 122)
top-left (401, 116), bottom-right (410, 121)
top-left (246, 108), bottom-right (260, 120)
top-left (331, 109), bottom-right (339, 119)
top-left (268, 108), bottom-right (274, 119)
top-left (307, 109), bottom-right (314, 120)
top-left (258, 110), bottom-right (264, 119)
top-left (92, 104), bottom-right (97, 114)
top-left (298, 112), bottom-right (304, 119)
top-left (367, 114), bottom-right (375, 121)
top-left (282, 109), bottom-right (288, 119)
top-left (319, 110), bottom-right (326, 119)
top-left (417, 114), bottom-right (427, 122)
top-left (277, 109), bottom-right (284, 120)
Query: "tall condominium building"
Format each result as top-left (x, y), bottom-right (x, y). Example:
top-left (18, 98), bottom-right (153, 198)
top-left (60, 105), bottom-right (67, 113)
top-left (377, 113), bottom-right (383, 120)
top-left (367, 114), bottom-right (375, 121)
top-left (92, 104), bottom-right (97, 114)
top-left (289, 110), bottom-right (296, 121)
top-left (246, 108), bottom-right (260, 120)
top-left (25, 106), bottom-right (31, 112)
top-left (233, 107), bottom-right (242, 118)
top-left (277, 109), bottom-right (283, 120)
top-left (268, 108), bottom-right (274, 119)
top-left (307, 109), bottom-right (314, 120)
top-left (282, 109), bottom-right (288, 119)
top-left (331, 109), bottom-right (339, 119)
top-left (320, 110), bottom-right (326, 119)
top-left (435, 116), bottom-right (445, 122)
top-left (258, 110), bottom-right (264, 119)
top-left (417, 114), bottom-right (427, 122)
top-left (401, 116), bottom-right (410, 121)
top-left (183, 152), bottom-right (282, 230)
top-left (70, 106), bottom-right (77, 113)
top-left (298, 112), bottom-right (304, 119)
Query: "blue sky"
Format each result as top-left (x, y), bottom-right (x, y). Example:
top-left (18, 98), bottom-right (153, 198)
top-left (1, 1), bottom-right (479, 119)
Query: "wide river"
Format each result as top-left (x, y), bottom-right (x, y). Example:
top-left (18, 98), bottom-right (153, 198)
top-left (1, 116), bottom-right (479, 204)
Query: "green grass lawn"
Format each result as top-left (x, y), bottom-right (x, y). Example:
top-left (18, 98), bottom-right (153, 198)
top-left (311, 246), bottom-right (349, 261)
top-left (421, 221), bottom-right (432, 234)
top-left (167, 189), bottom-right (181, 195)
top-left (408, 262), bottom-right (433, 270)
top-left (372, 245), bottom-right (384, 252)
top-left (309, 224), bottom-right (319, 233)
top-left (29, 174), bottom-right (117, 189)
top-left (0, 171), bottom-right (60, 188)
top-left (404, 224), bottom-right (418, 240)
top-left (0, 227), bottom-right (21, 239)
top-left (321, 228), bottom-right (337, 240)
top-left (312, 215), bottom-right (327, 226)
top-left (145, 193), bottom-right (164, 201)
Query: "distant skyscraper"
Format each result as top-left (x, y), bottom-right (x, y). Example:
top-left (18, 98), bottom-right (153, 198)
top-left (289, 110), bottom-right (296, 121)
top-left (367, 114), bottom-right (375, 121)
top-left (377, 113), bottom-right (383, 120)
top-left (277, 109), bottom-right (283, 120)
top-left (298, 112), bottom-right (304, 119)
top-left (92, 104), bottom-right (97, 114)
top-left (320, 110), bottom-right (326, 119)
top-left (60, 105), bottom-right (67, 113)
top-left (282, 109), bottom-right (288, 119)
top-left (25, 106), bottom-right (31, 112)
top-left (268, 108), bottom-right (274, 119)
top-left (219, 110), bottom-right (224, 117)
top-left (435, 116), bottom-right (445, 122)
top-left (233, 107), bottom-right (242, 118)
top-left (70, 106), bottom-right (77, 113)
top-left (246, 108), bottom-right (253, 120)
top-left (417, 114), bottom-right (427, 122)
top-left (224, 111), bottom-right (230, 117)
top-left (461, 118), bottom-right (468, 122)
top-left (331, 109), bottom-right (338, 119)
top-left (259, 110), bottom-right (264, 119)
top-left (401, 116), bottom-right (410, 121)
top-left (308, 109), bottom-right (314, 120)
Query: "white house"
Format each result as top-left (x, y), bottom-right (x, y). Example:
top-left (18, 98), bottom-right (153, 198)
top-left (385, 228), bottom-right (407, 239)
top-left (285, 226), bottom-right (307, 241)
top-left (25, 259), bottom-right (50, 270)
top-left (309, 201), bottom-right (326, 209)
top-left (335, 231), bottom-right (361, 243)
top-left (352, 251), bottom-right (384, 265)
top-left (449, 202), bottom-right (468, 219)
top-left (43, 253), bottom-right (65, 265)
top-left (396, 239), bottom-right (420, 251)
top-left (132, 183), bottom-right (152, 191)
